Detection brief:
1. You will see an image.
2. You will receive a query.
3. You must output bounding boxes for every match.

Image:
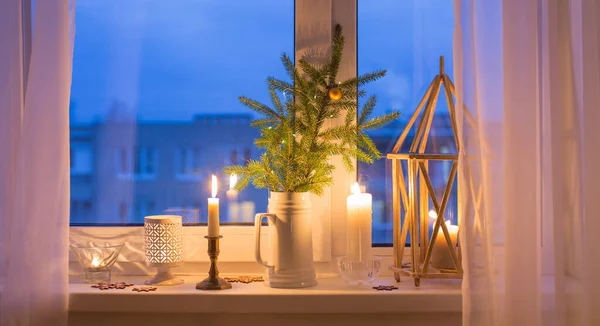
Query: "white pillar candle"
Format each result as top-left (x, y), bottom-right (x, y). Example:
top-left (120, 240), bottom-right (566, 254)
top-left (346, 182), bottom-right (372, 262)
top-left (208, 175), bottom-right (220, 237)
top-left (240, 201), bottom-right (255, 222)
top-left (226, 174), bottom-right (239, 222)
top-left (431, 220), bottom-right (459, 269)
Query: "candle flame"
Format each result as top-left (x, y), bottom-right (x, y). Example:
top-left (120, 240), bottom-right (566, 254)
top-left (211, 175), bottom-right (218, 198)
top-left (350, 182), bottom-right (362, 195)
top-left (91, 256), bottom-right (100, 268)
top-left (429, 210), bottom-right (437, 219)
top-left (229, 174), bottom-right (237, 190)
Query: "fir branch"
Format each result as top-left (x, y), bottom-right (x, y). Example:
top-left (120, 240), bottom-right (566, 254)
top-left (267, 77), bottom-right (294, 95)
top-left (269, 86), bottom-right (284, 117)
top-left (339, 70), bottom-right (387, 89)
top-left (359, 110), bottom-right (401, 131)
top-left (358, 132), bottom-right (380, 158)
top-left (327, 24), bottom-right (344, 81)
top-left (239, 96), bottom-right (281, 119)
top-left (224, 24), bottom-right (400, 195)
top-left (281, 53), bottom-right (296, 81)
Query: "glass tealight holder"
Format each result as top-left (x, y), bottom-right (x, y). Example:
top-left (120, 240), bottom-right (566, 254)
top-left (70, 242), bottom-right (124, 283)
top-left (337, 256), bottom-right (382, 285)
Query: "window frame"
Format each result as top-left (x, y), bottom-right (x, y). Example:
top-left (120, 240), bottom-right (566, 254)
top-left (62, 0), bottom-right (371, 269)
top-left (60, 0), bottom-right (494, 269)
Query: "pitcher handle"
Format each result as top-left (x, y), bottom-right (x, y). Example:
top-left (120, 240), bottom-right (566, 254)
top-left (254, 213), bottom-right (276, 268)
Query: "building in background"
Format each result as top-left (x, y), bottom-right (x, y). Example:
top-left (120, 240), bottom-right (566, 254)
top-left (70, 114), bottom-right (266, 225)
top-left (70, 112), bottom-right (455, 244)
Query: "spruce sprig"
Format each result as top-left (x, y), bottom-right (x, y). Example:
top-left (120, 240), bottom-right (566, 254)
top-left (225, 24), bottom-right (400, 196)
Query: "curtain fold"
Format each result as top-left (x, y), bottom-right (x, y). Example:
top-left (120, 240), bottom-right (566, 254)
top-left (456, 0), bottom-right (600, 325)
top-left (0, 1), bottom-right (75, 325)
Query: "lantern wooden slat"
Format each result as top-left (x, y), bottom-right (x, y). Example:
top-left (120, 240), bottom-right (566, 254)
top-left (387, 56), bottom-right (462, 287)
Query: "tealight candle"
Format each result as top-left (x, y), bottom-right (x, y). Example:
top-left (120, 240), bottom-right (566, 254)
top-left (91, 256), bottom-right (101, 268)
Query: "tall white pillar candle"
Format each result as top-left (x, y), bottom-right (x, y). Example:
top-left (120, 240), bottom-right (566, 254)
top-left (346, 183), bottom-right (372, 262)
top-left (226, 174), bottom-right (239, 222)
top-left (208, 175), bottom-right (220, 237)
top-left (431, 220), bottom-right (459, 269)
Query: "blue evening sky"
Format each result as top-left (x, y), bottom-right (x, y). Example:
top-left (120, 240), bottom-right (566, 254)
top-left (70, 0), bottom-right (453, 123)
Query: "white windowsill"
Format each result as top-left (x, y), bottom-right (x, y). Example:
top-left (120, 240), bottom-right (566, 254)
top-left (69, 275), bottom-right (462, 314)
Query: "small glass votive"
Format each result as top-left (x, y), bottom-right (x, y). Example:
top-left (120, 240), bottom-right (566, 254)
top-left (70, 242), bottom-right (124, 283)
top-left (337, 256), bottom-right (382, 285)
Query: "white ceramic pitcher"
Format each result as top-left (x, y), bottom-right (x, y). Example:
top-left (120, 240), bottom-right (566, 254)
top-left (254, 192), bottom-right (317, 288)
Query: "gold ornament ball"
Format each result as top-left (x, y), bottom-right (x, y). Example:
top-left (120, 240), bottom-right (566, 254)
top-left (328, 87), bottom-right (342, 101)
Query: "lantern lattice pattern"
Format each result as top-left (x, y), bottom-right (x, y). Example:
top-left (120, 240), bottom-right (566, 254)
top-left (387, 56), bottom-right (462, 287)
top-left (143, 215), bottom-right (184, 285)
top-left (145, 216), bottom-right (184, 266)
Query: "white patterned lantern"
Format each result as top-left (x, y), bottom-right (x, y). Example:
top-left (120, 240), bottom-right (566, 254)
top-left (144, 215), bottom-right (184, 285)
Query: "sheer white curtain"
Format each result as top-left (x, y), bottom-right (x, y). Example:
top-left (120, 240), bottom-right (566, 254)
top-left (455, 0), bottom-right (600, 325)
top-left (0, 0), bottom-right (75, 325)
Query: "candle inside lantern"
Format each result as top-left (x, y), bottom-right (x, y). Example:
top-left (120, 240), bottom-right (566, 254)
top-left (226, 174), bottom-right (239, 222)
top-left (428, 209), bottom-right (438, 219)
top-left (208, 175), bottom-right (220, 237)
top-left (346, 182), bottom-right (372, 262)
top-left (431, 220), bottom-right (459, 269)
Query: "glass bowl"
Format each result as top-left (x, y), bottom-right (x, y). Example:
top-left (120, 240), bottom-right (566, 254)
top-left (337, 256), bottom-right (382, 285)
top-left (70, 242), bottom-right (124, 283)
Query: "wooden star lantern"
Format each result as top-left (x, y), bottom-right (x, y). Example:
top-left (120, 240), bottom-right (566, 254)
top-left (387, 56), bottom-right (462, 287)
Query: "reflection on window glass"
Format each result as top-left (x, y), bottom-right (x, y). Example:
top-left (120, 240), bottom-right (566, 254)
top-left (70, 1), bottom-right (293, 225)
top-left (358, 0), bottom-right (455, 244)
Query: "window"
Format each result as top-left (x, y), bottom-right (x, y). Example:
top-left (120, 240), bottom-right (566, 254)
top-left (244, 148), bottom-right (252, 163)
top-left (358, 0), bottom-right (456, 245)
top-left (117, 147), bottom-right (158, 180)
top-left (70, 136), bottom-right (93, 175)
top-left (134, 200), bottom-right (156, 223)
top-left (70, 147), bottom-right (92, 174)
top-left (230, 149), bottom-right (239, 165)
top-left (69, 1), bottom-right (293, 225)
top-left (119, 202), bottom-right (129, 221)
top-left (175, 148), bottom-right (202, 180)
top-left (70, 199), bottom-right (93, 223)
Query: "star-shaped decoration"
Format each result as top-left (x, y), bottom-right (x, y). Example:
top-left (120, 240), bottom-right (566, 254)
top-left (372, 285), bottom-right (399, 291)
top-left (224, 276), bottom-right (264, 284)
top-left (91, 282), bottom-right (135, 291)
top-left (132, 286), bottom-right (158, 292)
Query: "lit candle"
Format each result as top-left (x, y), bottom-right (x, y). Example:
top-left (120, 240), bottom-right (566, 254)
top-left (431, 220), bottom-right (459, 269)
top-left (226, 174), bottom-right (239, 222)
top-left (208, 175), bottom-right (220, 237)
top-left (428, 209), bottom-right (438, 219)
top-left (228, 174), bottom-right (238, 195)
top-left (91, 256), bottom-right (100, 268)
top-left (346, 182), bottom-right (372, 262)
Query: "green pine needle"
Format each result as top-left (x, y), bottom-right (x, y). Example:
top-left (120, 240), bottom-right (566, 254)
top-left (224, 24), bottom-right (400, 195)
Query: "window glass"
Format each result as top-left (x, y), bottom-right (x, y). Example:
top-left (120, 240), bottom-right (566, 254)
top-left (70, 1), bottom-right (293, 225)
top-left (358, 0), bottom-right (455, 244)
